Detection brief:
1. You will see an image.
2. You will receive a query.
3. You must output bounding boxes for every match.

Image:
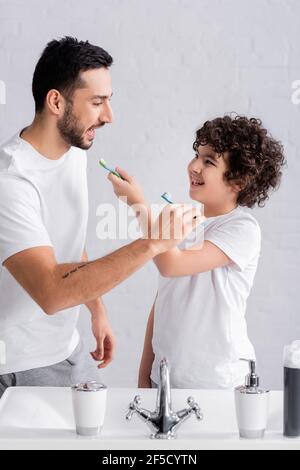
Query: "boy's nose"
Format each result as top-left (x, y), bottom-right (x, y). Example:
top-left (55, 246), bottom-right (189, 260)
top-left (191, 162), bottom-right (203, 173)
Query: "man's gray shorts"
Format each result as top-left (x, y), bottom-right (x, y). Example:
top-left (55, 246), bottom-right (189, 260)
top-left (0, 340), bottom-right (102, 399)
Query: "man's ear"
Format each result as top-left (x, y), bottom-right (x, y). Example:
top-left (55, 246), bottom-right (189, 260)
top-left (45, 89), bottom-right (65, 116)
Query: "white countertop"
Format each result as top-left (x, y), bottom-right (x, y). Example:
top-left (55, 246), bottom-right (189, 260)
top-left (0, 386), bottom-right (299, 450)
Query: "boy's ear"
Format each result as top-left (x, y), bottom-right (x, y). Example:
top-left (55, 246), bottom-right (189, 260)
top-left (232, 183), bottom-right (242, 193)
top-left (230, 181), bottom-right (246, 193)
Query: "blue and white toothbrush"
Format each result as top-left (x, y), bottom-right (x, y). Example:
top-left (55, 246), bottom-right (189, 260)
top-left (161, 192), bottom-right (174, 204)
top-left (161, 192), bottom-right (203, 221)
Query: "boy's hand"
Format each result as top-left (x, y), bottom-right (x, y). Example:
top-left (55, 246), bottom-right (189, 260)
top-left (107, 167), bottom-right (146, 207)
top-left (151, 203), bottom-right (202, 253)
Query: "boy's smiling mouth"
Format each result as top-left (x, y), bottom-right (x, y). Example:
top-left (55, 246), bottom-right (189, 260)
top-left (190, 175), bottom-right (205, 186)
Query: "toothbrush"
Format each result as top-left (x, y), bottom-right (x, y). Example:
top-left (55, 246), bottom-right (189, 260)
top-left (99, 158), bottom-right (125, 180)
top-left (161, 192), bottom-right (174, 204)
top-left (161, 192), bottom-right (201, 221)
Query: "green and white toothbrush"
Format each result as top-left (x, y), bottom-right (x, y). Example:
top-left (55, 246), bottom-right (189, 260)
top-left (99, 158), bottom-right (125, 180)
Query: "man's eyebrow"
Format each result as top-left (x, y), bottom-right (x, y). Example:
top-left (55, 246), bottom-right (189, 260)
top-left (90, 92), bottom-right (113, 100)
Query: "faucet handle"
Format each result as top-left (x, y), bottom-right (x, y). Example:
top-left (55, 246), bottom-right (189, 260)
top-left (187, 396), bottom-right (204, 421)
top-left (126, 395), bottom-right (141, 421)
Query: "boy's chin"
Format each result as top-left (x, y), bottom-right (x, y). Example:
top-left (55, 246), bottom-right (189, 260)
top-left (189, 189), bottom-right (204, 203)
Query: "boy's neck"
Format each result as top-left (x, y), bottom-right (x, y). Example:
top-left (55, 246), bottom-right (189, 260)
top-left (204, 202), bottom-right (238, 218)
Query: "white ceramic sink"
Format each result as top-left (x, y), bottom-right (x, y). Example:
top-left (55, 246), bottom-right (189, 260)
top-left (0, 387), bottom-right (297, 449)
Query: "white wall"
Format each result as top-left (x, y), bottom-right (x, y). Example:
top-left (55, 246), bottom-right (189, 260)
top-left (0, 0), bottom-right (299, 390)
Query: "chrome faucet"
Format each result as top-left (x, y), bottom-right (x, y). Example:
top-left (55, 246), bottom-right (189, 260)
top-left (126, 358), bottom-right (203, 439)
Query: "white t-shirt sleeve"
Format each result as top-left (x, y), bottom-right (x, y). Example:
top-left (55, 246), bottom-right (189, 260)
top-left (204, 214), bottom-right (261, 272)
top-left (0, 175), bottom-right (53, 265)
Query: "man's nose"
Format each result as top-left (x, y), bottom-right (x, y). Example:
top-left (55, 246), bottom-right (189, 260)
top-left (100, 100), bottom-right (113, 124)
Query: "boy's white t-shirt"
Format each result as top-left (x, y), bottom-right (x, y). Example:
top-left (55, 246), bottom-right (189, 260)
top-left (0, 132), bottom-right (88, 374)
top-left (151, 206), bottom-right (261, 389)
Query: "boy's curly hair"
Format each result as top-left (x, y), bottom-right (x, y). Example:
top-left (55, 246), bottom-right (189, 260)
top-left (193, 115), bottom-right (286, 208)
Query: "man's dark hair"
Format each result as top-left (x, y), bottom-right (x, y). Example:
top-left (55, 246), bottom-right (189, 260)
top-left (193, 115), bottom-right (286, 208)
top-left (32, 36), bottom-right (113, 113)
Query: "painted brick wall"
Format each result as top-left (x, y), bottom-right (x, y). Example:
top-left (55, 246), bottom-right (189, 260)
top-left (0, 0), bottom-right (299, 389)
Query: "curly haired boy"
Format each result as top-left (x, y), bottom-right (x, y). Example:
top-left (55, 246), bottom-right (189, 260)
top-left (108, 115), bottom-right (286, 389)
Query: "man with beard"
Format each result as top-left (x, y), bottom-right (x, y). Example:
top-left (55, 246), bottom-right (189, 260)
top-left (0, 37), bottom-right (198, 396)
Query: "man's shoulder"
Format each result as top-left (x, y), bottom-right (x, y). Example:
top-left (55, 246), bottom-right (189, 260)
top-left (0, 135), bottom-right (39, 201)
top-left (0, 133), bottom-right (21, 171)
top-left (0, 172), bottom-right (39, 203)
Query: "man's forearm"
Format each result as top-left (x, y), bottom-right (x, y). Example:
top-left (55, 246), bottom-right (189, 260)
top-left (46, 238), bottom-right (157, 314)
top-left (134, 203), bottom-right (180, 275)
top-left (81, 248), bottom-right (105, 316)
top-left (83, 282), bottom-right (107, 317)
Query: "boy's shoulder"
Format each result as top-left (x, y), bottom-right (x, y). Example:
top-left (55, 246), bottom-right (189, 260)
top-left (204, 207), bottom-right (261, 239)
top-left (203, 207), bottom-right (262, 269)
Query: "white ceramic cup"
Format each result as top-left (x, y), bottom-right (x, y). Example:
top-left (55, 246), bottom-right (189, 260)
top-left (72, 381), bottom-right (107, 437)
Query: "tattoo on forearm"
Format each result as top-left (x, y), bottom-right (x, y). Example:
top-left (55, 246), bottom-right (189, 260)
top-left (62, 263), bottom-right (88, 279)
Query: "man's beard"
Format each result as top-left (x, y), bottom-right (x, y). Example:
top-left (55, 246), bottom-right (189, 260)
top-left (57, 101), bottom-right (94, 150)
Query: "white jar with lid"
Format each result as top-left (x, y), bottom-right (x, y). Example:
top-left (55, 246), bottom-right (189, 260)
top-left (72, 381), bottom-right (107, 437)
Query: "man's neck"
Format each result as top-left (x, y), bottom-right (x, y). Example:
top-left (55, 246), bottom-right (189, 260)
top-left (20, 116), bottom-right (71, 160)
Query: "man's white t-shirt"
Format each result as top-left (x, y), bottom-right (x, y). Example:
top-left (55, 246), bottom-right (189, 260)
top-left (0, 133), bottom-right (88, 374)
top-left (151, 206), bottom-right (261, 389)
